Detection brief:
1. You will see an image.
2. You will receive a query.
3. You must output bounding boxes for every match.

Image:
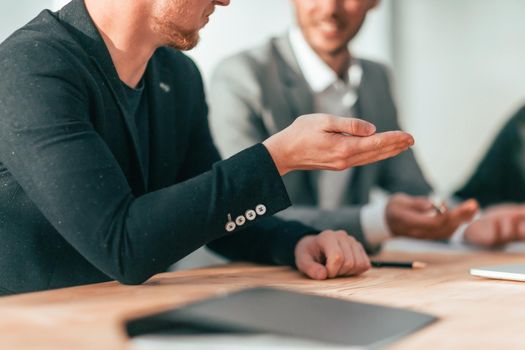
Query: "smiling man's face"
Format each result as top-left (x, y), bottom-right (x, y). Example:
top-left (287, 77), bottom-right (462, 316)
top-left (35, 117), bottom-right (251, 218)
top-left (291, 0), bottom-right (378, 56)
top-left (152, 0), bottom-right (229, 50)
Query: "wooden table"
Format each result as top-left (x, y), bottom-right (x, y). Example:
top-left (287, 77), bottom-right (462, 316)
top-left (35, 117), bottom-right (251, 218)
top-left (1, 250), bottom-right (525, 349)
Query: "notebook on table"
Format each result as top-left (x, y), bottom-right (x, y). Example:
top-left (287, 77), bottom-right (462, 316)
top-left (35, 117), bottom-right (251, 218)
top-left (471, 263), bottom-right (525, 281)
top-left (126, 287), bottom-right (437, 348)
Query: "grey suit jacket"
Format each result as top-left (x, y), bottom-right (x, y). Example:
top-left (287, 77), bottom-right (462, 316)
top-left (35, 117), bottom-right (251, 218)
top-left (209, 34), bottom-right (432, 249)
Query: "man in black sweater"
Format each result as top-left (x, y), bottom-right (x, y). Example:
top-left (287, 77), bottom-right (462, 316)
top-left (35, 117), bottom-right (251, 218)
top-left (0, 0), bottom-right (414, 295)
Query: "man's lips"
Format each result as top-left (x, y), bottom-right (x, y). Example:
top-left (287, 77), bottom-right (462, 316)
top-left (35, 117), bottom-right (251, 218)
top-left (205, 7), bottom-right (215, 17)
top-left (316, 20), bottom-right (345, 36)
top-left (202, 7), bottom-right (214, 26)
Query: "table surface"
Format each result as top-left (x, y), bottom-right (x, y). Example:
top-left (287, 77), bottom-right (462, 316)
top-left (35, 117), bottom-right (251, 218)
top-left (2, 249), bottom-right (525, 350)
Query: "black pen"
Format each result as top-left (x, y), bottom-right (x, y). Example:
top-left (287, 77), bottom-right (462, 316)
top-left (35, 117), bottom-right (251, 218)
top-left (371, 260), bottom-right (427, 269)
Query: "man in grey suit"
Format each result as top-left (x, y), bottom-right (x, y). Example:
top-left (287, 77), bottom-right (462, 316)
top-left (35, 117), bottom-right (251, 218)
top-left (209, 0), bottom-right (477, 251)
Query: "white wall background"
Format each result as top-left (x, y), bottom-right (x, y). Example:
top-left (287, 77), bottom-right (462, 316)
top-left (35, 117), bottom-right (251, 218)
top-left (393, 0), bottom-right (525, 194)
top-left (0, 1), bottom-right (54, 41)
top-left (187, 0), bottom-right (525, 195)
top-left (54, 0), bottom-right (69, 8)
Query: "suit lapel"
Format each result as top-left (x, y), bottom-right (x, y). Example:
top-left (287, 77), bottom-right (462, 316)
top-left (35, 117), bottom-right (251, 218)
top-left (272, 36), bottom-right (314, 128)
top-left (272, 36), bottom-right (319, 203)
top-left (145, 56), bottom-right (180, 191)
top-left (347, 61), bottom-right (378, 204)
top-left (353, 61), bottom-right (380, 127)
top-left (59, 0), bottom-right (147, 189)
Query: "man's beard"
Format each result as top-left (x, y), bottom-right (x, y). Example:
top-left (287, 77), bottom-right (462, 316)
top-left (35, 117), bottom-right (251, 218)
top-left (153, 17), bottom-right (200, 51)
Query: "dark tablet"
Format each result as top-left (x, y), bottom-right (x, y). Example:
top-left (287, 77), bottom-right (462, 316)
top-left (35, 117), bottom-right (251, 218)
top-left (126, 287), bottom-right (437, 348)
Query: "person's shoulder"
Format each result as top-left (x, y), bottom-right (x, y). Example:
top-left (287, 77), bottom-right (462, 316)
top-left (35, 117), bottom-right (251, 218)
top-left (359, 58), bottom-right (388, 70)
top-left (213, 36), bottom-right (284, 78)
top-left (2, 9), bottom-right (78, 51)
top-left (358, 58), bottom-right (391, 78)
top-left (235, 38), bottom-right (281, 64)
top-left (0, 9), bottom-right (91, 99)
top-left (0, 10), bottom-right (85, 75)
top-left (358, 58), bottom-right (398, 94)
top-left (503, 103), bottom-right (525, 131)
top-left (512, 104), bottom-right (525, 122)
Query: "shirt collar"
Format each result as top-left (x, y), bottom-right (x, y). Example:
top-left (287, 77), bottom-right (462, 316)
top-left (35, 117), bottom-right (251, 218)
top-left (288, 27), bottom-right (362, 93)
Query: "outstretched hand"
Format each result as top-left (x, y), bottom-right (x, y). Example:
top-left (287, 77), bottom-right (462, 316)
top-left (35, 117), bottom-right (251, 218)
top-left (263, 114), bottom-right (414, 175)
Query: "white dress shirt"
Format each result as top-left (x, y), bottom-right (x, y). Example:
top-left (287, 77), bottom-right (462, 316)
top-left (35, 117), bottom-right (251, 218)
top-left (289, 27), bottom-right (391, 246)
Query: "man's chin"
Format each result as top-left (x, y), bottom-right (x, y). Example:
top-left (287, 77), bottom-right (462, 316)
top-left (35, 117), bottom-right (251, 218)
top-left (166, 32), bottom-right (200, 51)
top-left (170, 38), bottom-right (200, 51)
top-left (311, 42), bottom-right (348, 57)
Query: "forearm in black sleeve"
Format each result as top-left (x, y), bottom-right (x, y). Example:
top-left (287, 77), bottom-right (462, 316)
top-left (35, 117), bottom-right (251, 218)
top-left (207, 217), bottom-right (317, 268)
top-left (0, 45), bottom-right (294, 285)
top-left (176, 66), bottom-right (319, 268)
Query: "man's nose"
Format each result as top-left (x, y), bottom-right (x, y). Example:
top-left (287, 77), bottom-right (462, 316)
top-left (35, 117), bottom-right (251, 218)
top-left (318, 0), bottom-right (339, 16)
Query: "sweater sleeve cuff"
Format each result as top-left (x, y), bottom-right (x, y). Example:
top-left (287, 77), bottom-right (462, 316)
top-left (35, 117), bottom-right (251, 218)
top-left (213, 143), bottom-right (292, 234)
top-left (360, 197), bottom-right (392, 247)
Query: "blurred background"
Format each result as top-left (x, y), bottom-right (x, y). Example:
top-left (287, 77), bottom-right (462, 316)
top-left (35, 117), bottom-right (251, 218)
top-left (2, 0), bottom-right (525, 264)
top-left (3, 0), bottom-right (524, 194)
